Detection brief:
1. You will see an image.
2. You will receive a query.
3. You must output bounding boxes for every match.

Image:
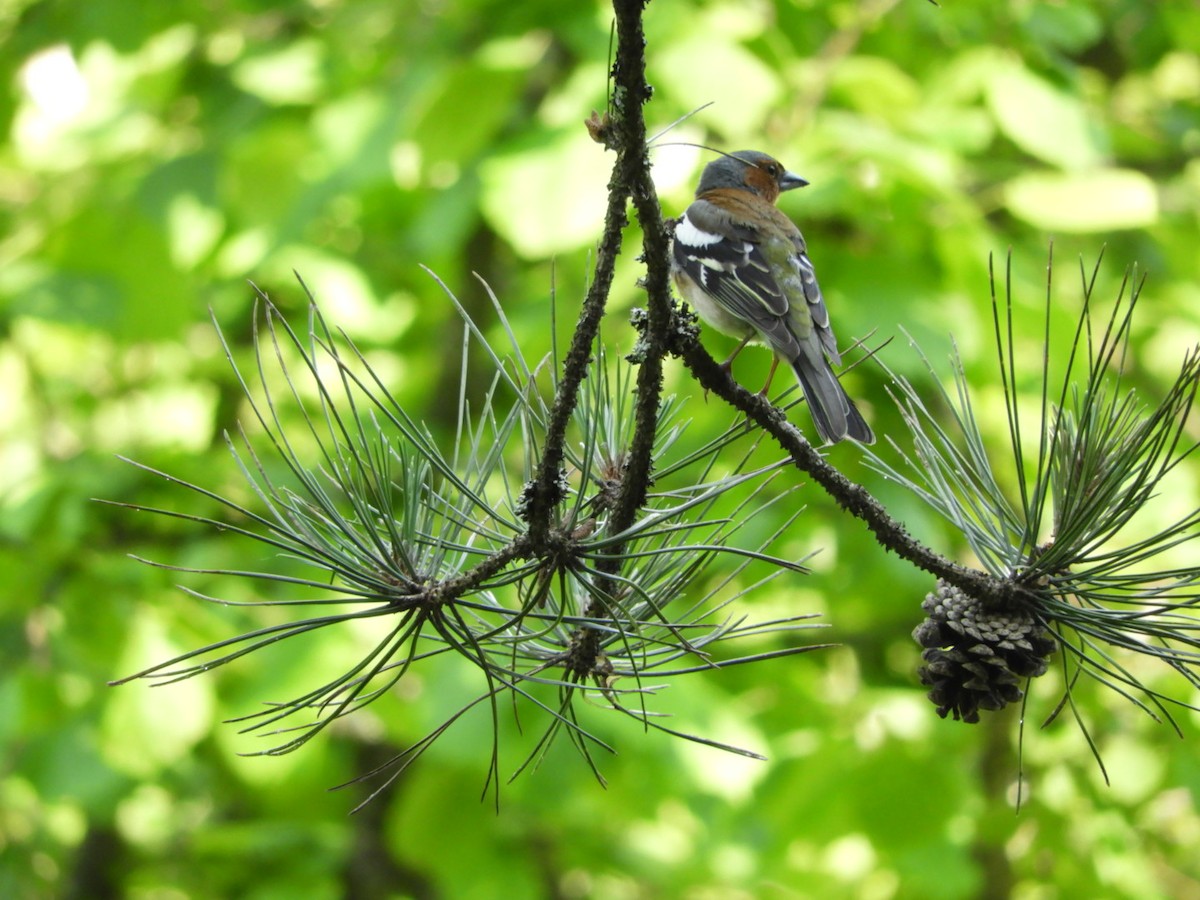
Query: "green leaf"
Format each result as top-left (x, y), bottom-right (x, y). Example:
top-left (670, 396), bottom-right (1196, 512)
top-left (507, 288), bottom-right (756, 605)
top-left (101, 614), bottom-right (216, 777)
top-left (19, 203), bottom-right (193, 339)
top-left (1003, 168), bottom-right (1159, 231)
top-left (829, 56), bottom-right (921, 121)
top-left (1024, 2), bottom-right (1104, 54)
top-left (479, 130), bottom-right (609, 257)
top-left (411, 60), bottom-right (528, 167)
top-left (655, 33), bottom-right (782, 138)
top-left (232, 39), bottom-right (325, 106)
top-left (987, 62), bottom-right (1106, 168)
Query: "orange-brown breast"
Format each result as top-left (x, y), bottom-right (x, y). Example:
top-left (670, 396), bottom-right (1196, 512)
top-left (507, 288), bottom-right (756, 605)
top-left (696, 188), bottom-right (802, 240)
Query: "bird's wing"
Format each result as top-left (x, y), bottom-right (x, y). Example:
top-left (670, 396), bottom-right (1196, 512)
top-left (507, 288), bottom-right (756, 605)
top-left (673, 197), bottom-right (790, 324)
top-left (674, 195), bottom-right (843, 362)
top-left (758, 227), bottom-right (841, 363)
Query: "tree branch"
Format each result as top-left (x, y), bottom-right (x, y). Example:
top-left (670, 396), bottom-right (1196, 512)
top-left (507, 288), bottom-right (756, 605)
top-left (521, 145), bottom-right (629, 545)
top-left (607, 0), bottom-right (672, 536)
top-left (672, 334), bottom-right (1036, 609)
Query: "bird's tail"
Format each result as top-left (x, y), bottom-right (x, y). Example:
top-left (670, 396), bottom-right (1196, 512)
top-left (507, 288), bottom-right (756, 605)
top-left (790, 349), bottom-right (874, 445)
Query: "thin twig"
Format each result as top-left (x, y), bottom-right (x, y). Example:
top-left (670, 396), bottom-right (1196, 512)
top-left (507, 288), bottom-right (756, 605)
top-left (674, 337), bottom-right (1031, 609)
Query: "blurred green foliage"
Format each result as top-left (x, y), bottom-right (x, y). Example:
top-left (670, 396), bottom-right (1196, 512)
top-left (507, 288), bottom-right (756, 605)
top-left (2, 0), bottom-right (1199, 897)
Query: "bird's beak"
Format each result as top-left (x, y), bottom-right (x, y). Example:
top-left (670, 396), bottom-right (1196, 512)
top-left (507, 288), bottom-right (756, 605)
top-left (779, 171), bottom-right (809, 192)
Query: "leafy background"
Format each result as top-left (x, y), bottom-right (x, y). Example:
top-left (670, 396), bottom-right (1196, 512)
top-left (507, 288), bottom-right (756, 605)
top-left (3, 0), bottom-right (1199, 897)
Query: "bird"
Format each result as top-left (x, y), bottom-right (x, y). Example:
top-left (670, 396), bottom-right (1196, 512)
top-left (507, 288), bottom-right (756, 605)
top-left (670, 149), bottom-right (874, 444)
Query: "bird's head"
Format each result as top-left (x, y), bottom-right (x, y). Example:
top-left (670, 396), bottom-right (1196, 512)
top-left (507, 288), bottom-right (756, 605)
top-left (695, 150), bottom-right (808, 203)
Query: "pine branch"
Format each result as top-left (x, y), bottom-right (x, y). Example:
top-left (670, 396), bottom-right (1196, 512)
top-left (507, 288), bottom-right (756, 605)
top-left (105, 0), bottom-right (1200, 802)
top-left (672, 330), bottom-right (1024, 607)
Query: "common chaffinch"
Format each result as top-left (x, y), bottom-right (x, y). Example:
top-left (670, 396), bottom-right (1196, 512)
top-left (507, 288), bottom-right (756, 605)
top-left (671, 150), bottom-right (874, 444)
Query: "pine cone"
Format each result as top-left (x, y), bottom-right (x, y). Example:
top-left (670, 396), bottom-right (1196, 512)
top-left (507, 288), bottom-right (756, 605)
top-left (914, 580), bottom-right (1057, 723)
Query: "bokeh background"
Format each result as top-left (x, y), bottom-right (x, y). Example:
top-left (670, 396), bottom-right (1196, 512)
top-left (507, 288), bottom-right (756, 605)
top-left (3, 0), bottom-right (1200, 897)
